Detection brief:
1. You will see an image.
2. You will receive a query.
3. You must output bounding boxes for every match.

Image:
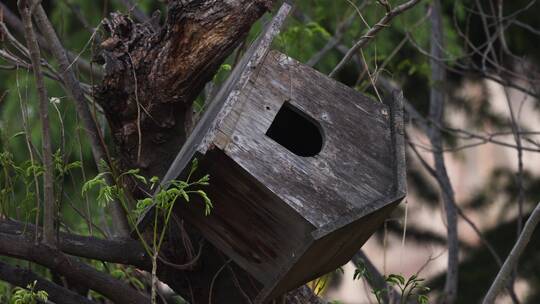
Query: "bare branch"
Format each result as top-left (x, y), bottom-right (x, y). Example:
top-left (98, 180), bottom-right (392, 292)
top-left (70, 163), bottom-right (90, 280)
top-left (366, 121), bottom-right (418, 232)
top-left (118, 0), bottom-right (151, 25)
top-left (0, 232), bottom-right (150, 303)
top-left (482, 202), bottom-right (540, 303)
top-left (17, 0), bottom-right (55, 247)
top-left (428, 2), bottom-right (458, 302)
top-left (329, 0), bottom-right (421, 78)
top-left (0, 1), bottom-right (99, 77)
top-left (0, 260), bottom-right (96, 304)
top-left (0, 220), bottom-right (148, 268)
top-left (306, 1), bottom-right (365, 67)
top-left (407, 141), bottom-right (521, 301)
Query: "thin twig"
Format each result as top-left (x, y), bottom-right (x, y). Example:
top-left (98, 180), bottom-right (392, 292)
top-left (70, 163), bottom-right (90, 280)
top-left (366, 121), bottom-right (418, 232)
top-left (0, 1), bottom-right (100, 77)
top-left (208, 259), bottom-right (232, 304)
top-left (329, 0), bottom-right (422, 78)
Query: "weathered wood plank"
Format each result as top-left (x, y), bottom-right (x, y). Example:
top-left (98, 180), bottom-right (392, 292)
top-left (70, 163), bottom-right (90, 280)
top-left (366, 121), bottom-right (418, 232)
top-left (219, 50), bottom-right (396, 228)
top-left (199, 3), bottom-right (292, 154)
top-left (175, 149), bottom-right (314, 285)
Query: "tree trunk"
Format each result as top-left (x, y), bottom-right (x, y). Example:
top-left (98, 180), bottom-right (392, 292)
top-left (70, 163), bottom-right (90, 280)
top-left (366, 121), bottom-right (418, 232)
top-left (94, 0), bottom-right (321, 302)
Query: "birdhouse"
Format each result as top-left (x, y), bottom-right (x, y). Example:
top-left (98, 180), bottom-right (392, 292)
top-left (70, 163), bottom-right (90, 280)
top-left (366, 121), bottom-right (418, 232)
top-left (146, 3), bottom-right (406, 303)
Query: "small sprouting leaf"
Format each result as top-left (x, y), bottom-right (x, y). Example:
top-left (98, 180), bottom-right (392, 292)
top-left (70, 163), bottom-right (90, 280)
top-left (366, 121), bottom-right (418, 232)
top-left (197, 190), bottom-right (213, 216)
top-left (196, 174), bottom-right (210, 185)
top-left (124, 168), bottom-right (147, 184)
top-left (149, 176), bottom-right (160, 189)
top-left (97, 158), bottom-right (110, 173)
top-left (418, 294), bottom-right (429, 304)
top-left (188, 158), bottom-right (199, 179)
top-left (220, 64), bottom-right (232, 71)
top-left (385, 274), bottom-right (405, 286)
top-left (111, 269), bottom-right (126, 279)
top-left (180, 190), bottom-right (190, 202)
top-left (81, 172), bottom-right (108, 196)
top-left (64, 161), bottom-right (82, 171)
top-left (36, 290), bottom-right (48, 301)
top-left (353, 267), bottom-right (366, 280)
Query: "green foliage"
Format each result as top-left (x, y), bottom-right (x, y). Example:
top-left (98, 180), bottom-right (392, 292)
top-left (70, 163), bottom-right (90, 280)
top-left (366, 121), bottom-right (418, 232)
top-left (10, 281), bottom-right (48, 304)
top-left (81, 172), bottom-right (115, 207)
top-left (133, 159), bottom-right (212, 219)
top-left (110, 266), bottom-right (145, 291)
top-left (0, 282), bottom-right (12, 303)
top-left (354, 261), bottom-right (430, 304)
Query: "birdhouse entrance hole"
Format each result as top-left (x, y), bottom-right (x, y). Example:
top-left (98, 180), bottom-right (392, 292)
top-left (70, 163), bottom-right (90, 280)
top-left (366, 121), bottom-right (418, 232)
top-left (265, 102), bottom-right (323, 157)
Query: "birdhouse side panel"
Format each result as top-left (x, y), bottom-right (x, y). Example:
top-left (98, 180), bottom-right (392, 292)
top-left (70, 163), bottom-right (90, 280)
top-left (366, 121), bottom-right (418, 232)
top-left (175, 149), bottom-right (315, 285)
top-left (259, 200), bottom-right (399, 302)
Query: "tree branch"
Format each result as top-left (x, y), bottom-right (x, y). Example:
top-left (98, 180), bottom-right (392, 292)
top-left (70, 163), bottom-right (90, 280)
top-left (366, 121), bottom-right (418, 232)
top-left (284, 285), bottom-right (325, 304)
top-left (428, 2), bottom-right (458, 302)
top-left (329, 0), bottom-right (421, 78)
top-left (17, 0), bottom-right (55, 246)
top-left (0, 220), bottom-right (148, 268)
top-left (0, 1), bottom-right (98, 77)
top-left (378, 77), bottom-right (520, 302)
top-left (482, 202), bottom-right (540, 303)
top-left (118, 0), bottom-right (151, 26)
top-left (352, 250), bottom-right (400, 304)
top-left (0, 232), bottom-right (150, 303)
top-left (0, 260), bottom-right (96, 304)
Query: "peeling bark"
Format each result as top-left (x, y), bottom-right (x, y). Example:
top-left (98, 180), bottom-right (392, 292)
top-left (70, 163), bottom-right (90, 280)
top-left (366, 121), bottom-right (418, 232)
top-left (95, 0), bottom-right (271, 181)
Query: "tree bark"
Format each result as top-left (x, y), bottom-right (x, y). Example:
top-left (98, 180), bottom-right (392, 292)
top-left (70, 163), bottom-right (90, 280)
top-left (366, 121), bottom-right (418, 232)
top-left (95, 0), bottom-right (272, 180)
top-left (0, 220), bottom-right (149, 268)
top-left (428, 1), bottom-right (459, 303)
top-left (0, 232), bottom-right (149, 303)
top-left (0, 261), bottom-right (96, 304)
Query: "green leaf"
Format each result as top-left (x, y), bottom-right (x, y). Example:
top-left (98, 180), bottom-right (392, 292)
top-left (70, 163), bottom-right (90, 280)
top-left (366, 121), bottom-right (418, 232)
top-left (418, 294), bottom-right (429, 304)
top-left (111, 269), bottom-right (126, 279)
top-left (181, 190), bottom-right (190, 202)
top-left (197, 190), bottom-right (213, 216)
top-left (353, 267), bottom-right (366, 280)
top-left (196, 174), bottom-right (210, 185)
top-left (385, 274), bottom-right (405, 286)
top-left (188, 158), bottom-right (199, 179)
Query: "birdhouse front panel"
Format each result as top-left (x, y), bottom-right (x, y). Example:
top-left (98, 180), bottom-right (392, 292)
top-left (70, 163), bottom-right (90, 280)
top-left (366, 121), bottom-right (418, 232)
top-left (214, 50), bottom-right (397, 229)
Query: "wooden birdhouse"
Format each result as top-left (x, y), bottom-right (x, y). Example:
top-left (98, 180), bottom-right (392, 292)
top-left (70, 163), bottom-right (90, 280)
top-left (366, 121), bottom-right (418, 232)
top-left (144, 3), bottom-right (406, 303)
